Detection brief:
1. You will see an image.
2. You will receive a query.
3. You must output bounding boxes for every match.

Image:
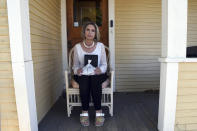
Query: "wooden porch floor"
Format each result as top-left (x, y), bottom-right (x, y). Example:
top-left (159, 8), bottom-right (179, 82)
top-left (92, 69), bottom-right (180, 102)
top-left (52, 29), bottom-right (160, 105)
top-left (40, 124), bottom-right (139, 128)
top-left (39, 92), bottom-right (159, 131)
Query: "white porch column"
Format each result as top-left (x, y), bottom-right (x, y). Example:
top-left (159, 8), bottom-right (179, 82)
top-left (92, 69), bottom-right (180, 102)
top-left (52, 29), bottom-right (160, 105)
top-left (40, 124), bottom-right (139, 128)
top-left (158, 0), bottom-right (188, 131)
top-left (7, 0), bottom-right (38, 131)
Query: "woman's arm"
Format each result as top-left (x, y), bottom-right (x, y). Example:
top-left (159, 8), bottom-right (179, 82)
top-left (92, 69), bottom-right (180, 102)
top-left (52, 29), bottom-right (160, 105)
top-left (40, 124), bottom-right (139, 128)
top-left (99, 44), bottom-right (107, 73)
top-left (72, 46), bottom-right (81, 75)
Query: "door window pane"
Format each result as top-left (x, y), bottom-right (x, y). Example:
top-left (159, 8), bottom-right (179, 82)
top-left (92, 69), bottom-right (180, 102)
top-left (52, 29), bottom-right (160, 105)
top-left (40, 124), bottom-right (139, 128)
top-left (73, 0), bottom-right (102, 27)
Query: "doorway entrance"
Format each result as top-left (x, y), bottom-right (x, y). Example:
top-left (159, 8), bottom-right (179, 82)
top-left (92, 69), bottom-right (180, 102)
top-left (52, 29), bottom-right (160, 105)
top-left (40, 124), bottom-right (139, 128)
top-left (66, 0), bottom-right (108, 50)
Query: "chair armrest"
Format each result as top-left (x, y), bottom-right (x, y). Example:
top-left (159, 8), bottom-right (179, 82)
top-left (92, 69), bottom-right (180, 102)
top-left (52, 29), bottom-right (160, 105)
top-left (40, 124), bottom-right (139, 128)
top-left (109, 70), bottom-right (114, 89)
top-left (109, 69), bottom-right (114, 76)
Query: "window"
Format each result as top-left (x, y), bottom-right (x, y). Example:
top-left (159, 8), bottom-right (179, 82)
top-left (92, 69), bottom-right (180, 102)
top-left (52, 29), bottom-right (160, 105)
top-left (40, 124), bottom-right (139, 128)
top-left (73, 0), bottom-right (102, 27)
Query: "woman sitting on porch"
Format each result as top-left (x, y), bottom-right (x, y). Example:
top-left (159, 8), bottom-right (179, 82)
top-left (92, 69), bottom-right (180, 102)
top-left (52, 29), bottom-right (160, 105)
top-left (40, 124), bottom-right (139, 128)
top-left (72, 22), bottom-right (108, 126)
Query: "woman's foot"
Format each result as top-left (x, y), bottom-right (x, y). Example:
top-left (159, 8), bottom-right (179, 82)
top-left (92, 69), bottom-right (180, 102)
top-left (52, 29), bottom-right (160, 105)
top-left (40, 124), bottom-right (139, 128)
top-left (95, 110), bottom-right (105, 126)
top-left (80, 112), bottom-right (89, 126)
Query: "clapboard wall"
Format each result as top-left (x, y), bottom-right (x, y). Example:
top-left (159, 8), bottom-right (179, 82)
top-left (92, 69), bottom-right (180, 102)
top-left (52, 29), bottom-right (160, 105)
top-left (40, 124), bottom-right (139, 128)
top-left (115, 0), bottom-right (161, 92)
top-left (29, 0), bottom-right (63, 122)
top-left (0, 0), bottom-right (19, 130)
top-left (175, 63), bottom-right (197, 131)
top-left (187, 0), bottom-right (197, 47)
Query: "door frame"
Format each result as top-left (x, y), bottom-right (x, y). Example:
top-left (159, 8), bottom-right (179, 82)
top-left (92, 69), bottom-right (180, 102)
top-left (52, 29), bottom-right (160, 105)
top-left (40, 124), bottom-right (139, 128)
top-left (61, 0), bottom-right (68, 89)
top-left (108, 0), bottom-right (115, 91)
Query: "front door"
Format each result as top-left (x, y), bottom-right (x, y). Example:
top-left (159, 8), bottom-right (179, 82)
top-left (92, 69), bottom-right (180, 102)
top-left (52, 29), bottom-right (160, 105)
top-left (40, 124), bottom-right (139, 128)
top-left (66, 0), bottom-right (108, 50)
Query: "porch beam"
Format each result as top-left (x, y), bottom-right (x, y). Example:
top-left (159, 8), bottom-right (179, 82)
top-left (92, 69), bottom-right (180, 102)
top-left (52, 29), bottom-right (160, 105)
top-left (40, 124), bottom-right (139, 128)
top-left (7, 0), bottom-right (38, 131)
top-left (158, 0), bottom-right (188, 131)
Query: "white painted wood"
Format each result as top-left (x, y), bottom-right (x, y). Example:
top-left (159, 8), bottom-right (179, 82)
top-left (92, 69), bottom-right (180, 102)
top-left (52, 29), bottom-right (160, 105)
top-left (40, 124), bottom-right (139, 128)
top-left (61, 0), bottom-right (67, 89)
top-left (161, 0), bottom-right (187, 58)
top-left (159, 58), bottom-right (197, 63)
top-left (7, 0), bottom-right (38, 131)
top-left (158, 63), bottom-right (179, 131)
top-left (108, 0), bottom-right (115, 91)
top-left (158, 0), bottom-right (188, 131)
top-left (7, 0), bottom-right (32, 62)
top-left (108, 0), bottom-right (115, 71)
top-left (12, 62), bottom-right (38, 131)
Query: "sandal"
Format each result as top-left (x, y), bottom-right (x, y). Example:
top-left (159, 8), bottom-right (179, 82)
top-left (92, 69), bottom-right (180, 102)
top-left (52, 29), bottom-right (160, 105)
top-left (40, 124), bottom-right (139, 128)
top-left (80, 113), bottom-right (90, 126)
top-left (95, 112), bottom-right (105, 126)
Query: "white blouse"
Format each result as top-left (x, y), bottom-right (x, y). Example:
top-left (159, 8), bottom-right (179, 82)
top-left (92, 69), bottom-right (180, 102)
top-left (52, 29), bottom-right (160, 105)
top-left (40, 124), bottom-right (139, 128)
top-left (72, 42), bottom-right (107, 75)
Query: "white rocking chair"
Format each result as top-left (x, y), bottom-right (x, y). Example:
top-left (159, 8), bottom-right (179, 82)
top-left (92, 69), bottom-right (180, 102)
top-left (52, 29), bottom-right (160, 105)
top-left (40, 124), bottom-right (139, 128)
top-left (65, 45), bottom-right (114, 117)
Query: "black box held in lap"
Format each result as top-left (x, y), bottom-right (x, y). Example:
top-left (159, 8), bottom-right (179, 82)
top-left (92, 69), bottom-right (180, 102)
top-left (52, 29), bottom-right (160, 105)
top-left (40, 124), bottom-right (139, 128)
top-left (84, 54), bottom-right (98, 67)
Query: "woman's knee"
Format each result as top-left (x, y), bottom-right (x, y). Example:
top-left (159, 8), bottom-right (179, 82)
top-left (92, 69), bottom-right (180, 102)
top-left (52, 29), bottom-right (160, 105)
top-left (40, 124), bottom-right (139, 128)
top-left (77, 76), bottom-right (89, 85)
top-left (91, 74), bottom-right (108, 86)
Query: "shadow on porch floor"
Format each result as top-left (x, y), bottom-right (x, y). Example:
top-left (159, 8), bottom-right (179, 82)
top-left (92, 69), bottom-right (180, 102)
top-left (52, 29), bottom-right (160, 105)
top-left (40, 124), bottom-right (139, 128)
top-left (39, 92), bottom-right (159, 131)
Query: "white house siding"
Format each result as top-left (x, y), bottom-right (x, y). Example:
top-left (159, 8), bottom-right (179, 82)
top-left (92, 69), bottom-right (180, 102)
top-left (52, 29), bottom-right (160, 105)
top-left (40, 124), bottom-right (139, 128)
top-left (175, 63), bottom-right (197, 131)
top-left (115, 0), bottom-right (161, 92)
top-left (0, 0), bottom-right (19, 130)
top-left (29, 0), bottom-right (63, 122)
top-left (187, 0), bottom-right (197, 47)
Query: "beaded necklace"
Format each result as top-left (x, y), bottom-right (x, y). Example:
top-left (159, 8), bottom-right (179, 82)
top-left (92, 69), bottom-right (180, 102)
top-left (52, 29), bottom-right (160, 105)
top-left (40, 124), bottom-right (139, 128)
top-left (83, 41), bottom-right (95, 48)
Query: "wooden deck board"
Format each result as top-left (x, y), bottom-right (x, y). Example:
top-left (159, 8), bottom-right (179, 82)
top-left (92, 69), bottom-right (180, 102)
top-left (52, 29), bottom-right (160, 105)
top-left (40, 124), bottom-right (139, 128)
top-left (39, 92), bottom-right (159, 131)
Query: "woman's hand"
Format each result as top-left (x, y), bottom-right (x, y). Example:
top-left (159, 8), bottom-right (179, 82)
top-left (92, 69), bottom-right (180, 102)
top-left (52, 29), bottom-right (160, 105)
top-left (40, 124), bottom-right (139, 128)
top-left (94, 67), bottom-right (101, 75)
top-left (77, 68), bottom-right (83, 76)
